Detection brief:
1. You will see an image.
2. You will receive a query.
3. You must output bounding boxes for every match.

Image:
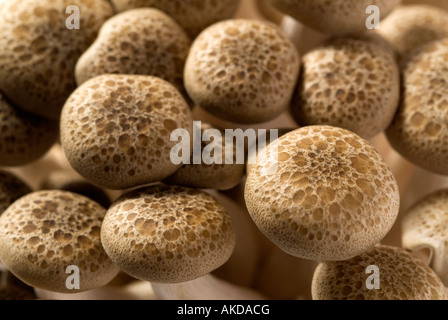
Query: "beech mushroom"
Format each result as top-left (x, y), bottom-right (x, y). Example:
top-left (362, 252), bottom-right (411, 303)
top-left (0, 170), bottom-right (31, 215)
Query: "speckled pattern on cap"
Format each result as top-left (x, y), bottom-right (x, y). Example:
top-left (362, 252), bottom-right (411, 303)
top-left (245, 126), bottom-right (400, 261)
top-left (60, 74), bottom-right (193, 190)
top-left (0, 190), bottom-right (120, 293)
top-left (184, 19), bottom-right (300, 124)
top-left (312, 246), bottom-right (448, 300)
top-left (386, 38), bottom-right (448, 175)
top-left (76, 8), bottom-right (191, 100)
top-left (0, 93), bottom-right (57, 166)
top-left (110, 0), bottom-right (241, 38)
top-left (0, 0), bottom-right (114, 120)
top-left (101, 185), bottom-right (235, 283)
top-left (0, 170), bottom-right (31, 215)
top-left (292, 37), bottom-right (399, 140)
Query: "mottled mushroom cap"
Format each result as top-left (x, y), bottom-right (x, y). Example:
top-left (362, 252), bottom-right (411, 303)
top-left (0, 190), bottom-right (120, 293)
top-left (165, 122), bottom-right (245, 191)
top-left (268, 0), bottom-right (401, 35)
top-left (378, 5), bottom-right (448, 59)
top-left (60, 74), bottom-right (193, 190)
top-left (245, 126), bottom-right (400, 261)
top-left (0, 170), bottom-right (31, 215)
top-left (312, 246), bottom-right (448, 300)
top-left (386, 38), bottom-right (448, 175)
top-left (76, 8), bottom-right (191, 100)
top-left (0, 93), bottom-right (57, 166)
top-left (101, 185), bottom-right (235, 283)
top-left (292, 37), bottom-right (399, 140)
top-left (185, 19), bottom-right (300, 124)
top-left (110, 0), bottom-right (241, 38)
top-left (0, 0), bottom-right (114, 120)
top-left (403, 189), bottom-right (448, 286)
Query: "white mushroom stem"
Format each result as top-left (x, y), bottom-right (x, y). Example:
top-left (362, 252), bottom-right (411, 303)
top-left (35, 281), bottom-right (157, 300)
top-left (152, 274), bottom-right (267, 300)
top-left (280, 16), bottom-right (303, 49)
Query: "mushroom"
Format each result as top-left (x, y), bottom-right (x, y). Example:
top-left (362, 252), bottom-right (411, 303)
top-left (268, 0), bottom-right (401, 35)
top-left (109, 0), bottom-right (241, 39)
top-left (101, 185), bottom-right (235, 283)
top-left (0, 190), bottom-right (120, 293)
top-left (184, 19), bottom-right (300, 124)
top-left (378, 5), bottom-right (448, 60)
top-left (165, 122), bottom-right (246, 191)
top-left (312, 245), bottom-right (448, 300)
top-left (60, 74), bottom-right (193, 190)
top-left (386, 38), bottom-right (448, 175)
top-left (245, 126), bottom-right (400, 261)
top-left (0, 0), bottom-right (114, 120)
top-left (402, 189), bottom-right (448, 286)
top-left (291, 36), bottom-right (400, 140)
top-left (0, 170), bottom-right (31, 215)
top-left (0, 92), bottom-right (57, 166)
top-left (75, 8), bottom-right (192, 101)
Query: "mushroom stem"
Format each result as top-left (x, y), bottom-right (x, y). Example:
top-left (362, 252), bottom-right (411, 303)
top-left (152, 274), bottom-right (267, 300)
top-left (280, 16), bottom-right (303, 48)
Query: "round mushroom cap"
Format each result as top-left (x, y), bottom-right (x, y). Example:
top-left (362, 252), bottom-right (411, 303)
top-left (165, 122), bottom-right (245, 191)
top-left (101, 185), bottom-right (235, 283)
top-left (0, 170), bottom-right (31, 215)
top-left (403, 189), bottom-right (448, 286)
top-left (291, 37), bottom-right (399, 140)
top-left (378, 5), bottom-right (448, 59)
top-left (0, 0), bottom-right (114, 120)
top-left (386, 38), bottom-right (448, 175)
top-left (0, 190), bottom-right (120, 293)
top-left (0, 93), bottom-right (57, 166)
top-left (110, 0), bottom-right (241, 38)
top-left (245, 126), bottom-right (400, 261)
top-left (312, 245), bottom-right (448, 300)
top-left (184, 19), bottom-right (300, 124)
top-left (268, 0), bottom-right (401, 35)
top-left (60, 74), bottom-right (193, 190)
top-left (75, 8), bottom-right (191, 101)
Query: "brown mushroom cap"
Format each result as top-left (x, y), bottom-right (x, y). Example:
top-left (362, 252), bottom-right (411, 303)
top-left (110, 0), bottom-right (241, 38)
top-left (386, 38), bottom-right (448, 175)
top-left (312, 245), bottom-right (448, 300)
top-left (0, 0), bottom-right (114, 120)
top-left (75, 8), bottom-right (191, 101)
top-left (0, 170), bottom-right (31, 215)
top-left (378, 5), bottom-right (448, 59)
top-left (268, 0), bottom-right (401, 35)
top-left (0, 190), bottom-right (120, 293)
top-left (291, 37), bottom-right (399, 140)
top-left (0, 93), bottom-right (57, 166)
top-left (60, 74), bottom-right (193, 190)
top-left (184, 19), bottom-right (300, 124)
top-left (403, 189), bottom-right (448, 286)
top-left (245, 126), bottom-right (400, 261)
top-left (101, 185), bottom-right (235, 283)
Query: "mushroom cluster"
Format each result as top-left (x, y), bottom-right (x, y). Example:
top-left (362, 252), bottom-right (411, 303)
top-left (1, 0), bottom-right (448, 301)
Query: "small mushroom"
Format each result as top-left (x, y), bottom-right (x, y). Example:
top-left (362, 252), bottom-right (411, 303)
top-left (101, 185), bottom-right (235, 283)
top-left (0, 93), bottom-right (57, 166)
top-left (109, 0), bottom-right (241, 39)
top-left (386, 38), bottom-right (448, 175)
top-left (0, 190), bottom-right (120, 293)
top-left (378, 5), bottom-right (448, 60)
top-left (0, 0), bottom-right (114, 120)
top-left (165, 122), bottom-right (245, 191)
top-left (268, 0), bottom-right (401, 35)
top-left (60, 74), bottom-right (193, 190)
top-left (0, 170), bottom-right (31, 215)
top-left (184, 19), bottom-right (300, 124)
top-left (312, 245), bottom-right (448, 300)
top-left (75, 8), bottom-right (191, 101)
top-left (291, 37), bottom-right (399, 140)
top-left (245, 126), bottom-right (400, 261)
top-left (403, 189), bottom-right (448, 286)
